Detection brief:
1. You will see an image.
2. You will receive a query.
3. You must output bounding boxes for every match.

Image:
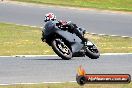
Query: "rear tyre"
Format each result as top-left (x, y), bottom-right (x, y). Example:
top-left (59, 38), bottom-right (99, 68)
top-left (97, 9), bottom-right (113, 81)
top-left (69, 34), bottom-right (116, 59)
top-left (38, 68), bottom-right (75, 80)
top-left (51, 38), bottom-right (72, 60)
top-left (85, 41), bottom-right (100, 59)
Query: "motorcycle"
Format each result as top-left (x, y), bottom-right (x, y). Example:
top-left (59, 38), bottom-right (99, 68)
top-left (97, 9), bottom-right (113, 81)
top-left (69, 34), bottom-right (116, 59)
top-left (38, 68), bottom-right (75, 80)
top-left (41, 21), bottom-right (100, 60)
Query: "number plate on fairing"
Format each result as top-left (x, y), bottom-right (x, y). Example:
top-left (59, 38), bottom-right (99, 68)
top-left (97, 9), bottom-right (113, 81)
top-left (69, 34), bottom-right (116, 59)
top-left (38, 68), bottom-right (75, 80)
top-left (87, 41), bottom-right (93, 46)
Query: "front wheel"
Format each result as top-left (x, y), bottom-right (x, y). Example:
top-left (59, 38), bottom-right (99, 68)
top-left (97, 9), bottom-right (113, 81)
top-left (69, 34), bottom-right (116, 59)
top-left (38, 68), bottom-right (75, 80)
top-left (85, 41), bottom-right (100, 59)
top-left (51, 38), bottom-right (72, 60)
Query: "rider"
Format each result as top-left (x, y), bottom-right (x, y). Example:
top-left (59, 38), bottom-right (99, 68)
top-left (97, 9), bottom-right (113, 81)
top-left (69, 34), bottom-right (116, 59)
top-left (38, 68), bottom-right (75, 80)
top-left (42, 13), bottom-right (87, 43)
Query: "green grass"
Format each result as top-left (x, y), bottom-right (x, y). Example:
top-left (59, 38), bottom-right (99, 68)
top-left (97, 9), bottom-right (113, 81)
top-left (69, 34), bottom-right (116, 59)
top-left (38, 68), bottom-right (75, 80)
top-left (0, 23), bottom-right (54, 55)
top-left (0, 23), bottom-right (132, 56)
top-left (11, 0), bottom-right (132, 11)
top-left (85, 33), bottom-right (132, 53)
top-left (0, 82), bottom-right (132, 88)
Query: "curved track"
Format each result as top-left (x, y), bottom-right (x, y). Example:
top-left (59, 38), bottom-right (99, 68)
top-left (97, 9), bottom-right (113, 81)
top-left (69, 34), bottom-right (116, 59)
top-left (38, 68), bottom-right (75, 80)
top-left (0, 2), bottom-right (132, 36)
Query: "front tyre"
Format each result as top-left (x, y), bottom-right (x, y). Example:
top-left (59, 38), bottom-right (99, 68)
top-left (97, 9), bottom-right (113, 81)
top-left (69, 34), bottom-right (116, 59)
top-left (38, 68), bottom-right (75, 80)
top-left (51, 38), bottom-right (72, 60)
top-left (85, 41), bottom-right (100, 59)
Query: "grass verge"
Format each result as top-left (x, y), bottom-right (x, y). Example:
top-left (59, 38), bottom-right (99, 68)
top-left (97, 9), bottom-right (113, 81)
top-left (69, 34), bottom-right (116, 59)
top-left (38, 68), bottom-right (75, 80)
top-left (0, 23), bottom-right (132, 56)
top-left (11, 0), bottom-right (132, 11)
top-left (0, 82), bottom-right (132, 88)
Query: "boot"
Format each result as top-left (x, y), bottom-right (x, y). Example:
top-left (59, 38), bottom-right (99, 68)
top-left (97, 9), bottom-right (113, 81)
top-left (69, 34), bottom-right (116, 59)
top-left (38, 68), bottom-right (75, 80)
top-left (82, 37), bottom-right (88, 43)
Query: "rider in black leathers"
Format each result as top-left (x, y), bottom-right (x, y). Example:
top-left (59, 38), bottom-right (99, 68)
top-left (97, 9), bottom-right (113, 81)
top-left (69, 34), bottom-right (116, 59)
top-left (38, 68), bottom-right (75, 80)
top-left (42, 13), bottom-right (87, 43)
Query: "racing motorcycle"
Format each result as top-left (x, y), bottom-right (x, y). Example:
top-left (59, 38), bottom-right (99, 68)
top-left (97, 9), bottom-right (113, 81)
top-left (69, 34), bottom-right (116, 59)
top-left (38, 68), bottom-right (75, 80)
top-left (41, 21), bottom-right (100, 60)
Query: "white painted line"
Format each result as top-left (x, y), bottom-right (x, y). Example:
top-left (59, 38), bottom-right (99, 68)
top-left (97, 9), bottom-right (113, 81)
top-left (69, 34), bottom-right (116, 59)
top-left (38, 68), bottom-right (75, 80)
top-left (4, 23), bottom-right (43, 29)
top-left (0, 53), bottom-right (132, 57)
top-left (122, 36), bottom-right (131, 38)
top-left (0, 56), bottom-right (13, 57)
top-left (101, 53), bottom-right (132, 55)
top-left (3, 22), bottom-right (132, 38)
top-left (3, 23), bottom-right (132, 38)
top-left (0, 81), bottom-right (76, 85)
top-left (13, 55), bottom-right (58, 57)
top-left (15, 24), bottom-right (43, 28)
top-left (86, 32), bottom-right (132, 38)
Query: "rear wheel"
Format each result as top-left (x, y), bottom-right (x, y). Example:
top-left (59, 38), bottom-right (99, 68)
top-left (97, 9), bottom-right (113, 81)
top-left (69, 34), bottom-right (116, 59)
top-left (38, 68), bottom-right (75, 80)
top-left (85, 41), bottom-right (100, 59)
top-left (51, 38), bottom-right (72, 60)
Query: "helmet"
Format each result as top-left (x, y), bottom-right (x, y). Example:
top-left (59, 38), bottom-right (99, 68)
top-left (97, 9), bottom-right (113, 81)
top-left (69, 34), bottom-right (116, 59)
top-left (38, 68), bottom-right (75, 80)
top-left (44, 13), bottom-right (56, 22)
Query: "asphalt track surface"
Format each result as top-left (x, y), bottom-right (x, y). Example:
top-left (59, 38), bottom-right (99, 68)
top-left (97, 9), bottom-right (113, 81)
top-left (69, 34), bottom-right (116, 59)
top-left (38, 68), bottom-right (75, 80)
top-left (0, 54), bottom-right (132, 84)
top-left (0, 2), bottom-right (132, 37)
top-left (0, 1), bottom-right (132, 84)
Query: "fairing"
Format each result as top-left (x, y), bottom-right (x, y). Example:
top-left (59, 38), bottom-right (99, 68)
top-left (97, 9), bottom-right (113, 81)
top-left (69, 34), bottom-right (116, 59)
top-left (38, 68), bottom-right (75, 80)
top-left (44, 21), bottom-right (84, 54)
